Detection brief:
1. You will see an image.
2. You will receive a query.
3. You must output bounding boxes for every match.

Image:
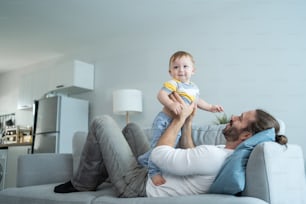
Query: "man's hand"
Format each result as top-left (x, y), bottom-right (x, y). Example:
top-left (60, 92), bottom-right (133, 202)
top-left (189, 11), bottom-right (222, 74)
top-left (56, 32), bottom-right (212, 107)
top-left (169, 92), bottom-right (195, 121)
top-left (168, 101), bottom-right (182, 115)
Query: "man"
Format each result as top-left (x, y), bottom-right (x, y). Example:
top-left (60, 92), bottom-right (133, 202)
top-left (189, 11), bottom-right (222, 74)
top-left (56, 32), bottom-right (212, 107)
top-left (54, 92), bottom-right (286, 197)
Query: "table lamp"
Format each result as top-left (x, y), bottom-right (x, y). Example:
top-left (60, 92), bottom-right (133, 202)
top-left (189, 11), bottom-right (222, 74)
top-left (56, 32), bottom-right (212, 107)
top-left (113, 89), bottom-right (143, 124)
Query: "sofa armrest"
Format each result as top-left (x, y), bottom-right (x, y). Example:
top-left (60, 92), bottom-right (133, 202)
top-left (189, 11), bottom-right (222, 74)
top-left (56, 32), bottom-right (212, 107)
top-left (17, 153), bottom-right (73, 187)
top-left (243, 142), bottom-right (306, 204)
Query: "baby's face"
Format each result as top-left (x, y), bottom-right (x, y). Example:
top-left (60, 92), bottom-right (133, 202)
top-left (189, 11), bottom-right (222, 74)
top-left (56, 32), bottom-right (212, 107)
top-left (169, 56), bottom-right (195, 83)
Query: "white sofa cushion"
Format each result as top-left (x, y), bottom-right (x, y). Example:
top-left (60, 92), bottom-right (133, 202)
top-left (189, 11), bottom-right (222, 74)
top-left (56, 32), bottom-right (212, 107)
top-left (243, 142), bottom-right (306, 204)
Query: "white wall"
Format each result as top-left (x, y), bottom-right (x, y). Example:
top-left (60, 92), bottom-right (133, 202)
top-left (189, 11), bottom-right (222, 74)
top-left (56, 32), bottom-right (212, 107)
top-left (1, 0), bottom-right (306, 165)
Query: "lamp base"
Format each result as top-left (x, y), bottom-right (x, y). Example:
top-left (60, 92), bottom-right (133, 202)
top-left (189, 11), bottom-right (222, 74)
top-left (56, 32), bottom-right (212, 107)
top-left (126, 112), bottom-right (129, 124)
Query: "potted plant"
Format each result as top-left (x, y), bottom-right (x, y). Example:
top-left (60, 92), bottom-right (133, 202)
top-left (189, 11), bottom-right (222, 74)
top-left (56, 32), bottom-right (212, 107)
top-left (213, 113), bottom-right (231, 125)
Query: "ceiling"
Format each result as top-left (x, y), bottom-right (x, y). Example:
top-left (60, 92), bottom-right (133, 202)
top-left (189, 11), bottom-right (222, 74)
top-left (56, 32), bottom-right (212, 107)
top-left (0, 0), bottom-right (209, 74)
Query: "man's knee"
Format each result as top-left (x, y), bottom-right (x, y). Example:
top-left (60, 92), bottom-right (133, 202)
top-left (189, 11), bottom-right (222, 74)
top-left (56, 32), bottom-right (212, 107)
top-left (122, 123), bottom-right (145, 139)
top-left (124, 123), bottom-right (142, 131)
top-left (91, 115), bottom-right (115, 128)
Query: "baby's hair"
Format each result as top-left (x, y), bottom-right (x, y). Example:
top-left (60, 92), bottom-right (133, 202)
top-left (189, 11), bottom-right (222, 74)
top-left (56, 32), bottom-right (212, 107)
top-left (169, 51), bottom-right (195, 69)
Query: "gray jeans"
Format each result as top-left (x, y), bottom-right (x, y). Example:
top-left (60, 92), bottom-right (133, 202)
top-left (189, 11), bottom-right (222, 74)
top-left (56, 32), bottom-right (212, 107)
top-left (72, 115), bottom-right (149, 197)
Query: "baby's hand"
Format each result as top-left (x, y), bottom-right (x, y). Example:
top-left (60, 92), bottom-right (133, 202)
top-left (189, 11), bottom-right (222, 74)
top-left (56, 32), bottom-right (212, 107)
top-left (169, 101), bottom-right (182, 115)
top-left (211, 105), bottom-right (224, 113)
top-left (151, 174), bottom-right (166, 186)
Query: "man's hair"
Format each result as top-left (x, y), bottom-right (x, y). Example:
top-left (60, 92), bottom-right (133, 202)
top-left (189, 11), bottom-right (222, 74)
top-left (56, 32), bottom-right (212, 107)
top-left (248, 109), bottom-right (288, 145)
top-left (169, 51), bottom-right (195, 69)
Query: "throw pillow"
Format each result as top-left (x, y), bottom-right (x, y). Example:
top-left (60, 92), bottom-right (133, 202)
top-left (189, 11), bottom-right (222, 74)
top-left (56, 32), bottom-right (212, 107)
top-left (209, 128), bottom-right (275, 195)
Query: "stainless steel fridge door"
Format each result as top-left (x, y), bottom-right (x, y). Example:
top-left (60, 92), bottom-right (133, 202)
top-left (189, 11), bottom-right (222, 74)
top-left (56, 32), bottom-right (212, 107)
top-left (32, 133), bottom-right (57, 153)
top-left (0, 150), bottom-right (7, 190)
top-left (35, 96), bottom-right (60, 134)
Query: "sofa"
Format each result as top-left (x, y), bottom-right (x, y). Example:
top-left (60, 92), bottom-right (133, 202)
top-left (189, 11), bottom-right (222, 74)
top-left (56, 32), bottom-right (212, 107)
top-left (0, 123), bottom-right (305, 204)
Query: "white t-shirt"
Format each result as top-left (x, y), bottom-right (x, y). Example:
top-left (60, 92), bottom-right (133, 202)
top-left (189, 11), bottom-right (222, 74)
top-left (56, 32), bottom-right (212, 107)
top-left (146, 145), bottom-right (233, 197)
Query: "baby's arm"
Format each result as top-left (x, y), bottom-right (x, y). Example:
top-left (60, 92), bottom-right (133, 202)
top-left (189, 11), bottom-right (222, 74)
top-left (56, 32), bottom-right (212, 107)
top-left (157, 89), bottom-right (181, 115)
top-left (197, 98), bottom-right (224, 112)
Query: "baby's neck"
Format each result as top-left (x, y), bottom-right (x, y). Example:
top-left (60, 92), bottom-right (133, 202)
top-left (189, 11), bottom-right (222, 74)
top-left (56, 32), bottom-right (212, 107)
top-left (174, 78), bottom-right (191, 84)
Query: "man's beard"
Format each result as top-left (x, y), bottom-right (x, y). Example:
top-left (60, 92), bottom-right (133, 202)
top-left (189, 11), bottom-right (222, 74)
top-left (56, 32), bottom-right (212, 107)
top-left (222, 123), bottom-right (240, 142)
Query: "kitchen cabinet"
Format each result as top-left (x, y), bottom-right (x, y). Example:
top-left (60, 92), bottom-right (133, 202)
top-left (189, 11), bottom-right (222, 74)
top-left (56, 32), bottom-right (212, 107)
top-left (17, 68), bottom-right (50, 110)
top-left (17, 60), bottom-right (94, 109)
top-left (17, 73), bottom-right (33, 109)
top-left (5, 145), bottom-right (31, 188)
top-left (49, 60), bottom-right (94, 95)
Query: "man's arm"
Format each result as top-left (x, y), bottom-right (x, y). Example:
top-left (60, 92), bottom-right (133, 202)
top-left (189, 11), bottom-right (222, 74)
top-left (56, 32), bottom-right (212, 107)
top-left (156, 92), bottom-right (194, 147)
top-left (179, 115), bottom-right (195, 149)
top-left (168, 92), bottom-right (195, 149)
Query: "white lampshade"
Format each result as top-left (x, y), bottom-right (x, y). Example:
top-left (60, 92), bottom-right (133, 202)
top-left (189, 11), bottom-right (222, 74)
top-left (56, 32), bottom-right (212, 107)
top-left (113, 89), bottom-right (142, 123)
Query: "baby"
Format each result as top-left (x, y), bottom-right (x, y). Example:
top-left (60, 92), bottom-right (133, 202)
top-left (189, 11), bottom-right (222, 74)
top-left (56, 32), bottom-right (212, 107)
top-left (138, 51), bottom-right (224, 186)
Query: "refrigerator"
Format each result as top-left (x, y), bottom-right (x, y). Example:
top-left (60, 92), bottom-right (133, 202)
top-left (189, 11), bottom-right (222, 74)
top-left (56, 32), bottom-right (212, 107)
top-left (32, 95), bottom-right (89, 154)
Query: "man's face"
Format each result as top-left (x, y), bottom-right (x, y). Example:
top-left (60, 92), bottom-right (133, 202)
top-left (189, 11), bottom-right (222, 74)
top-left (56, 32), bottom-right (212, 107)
top-left (223, 110), bottom-right (256, 142)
